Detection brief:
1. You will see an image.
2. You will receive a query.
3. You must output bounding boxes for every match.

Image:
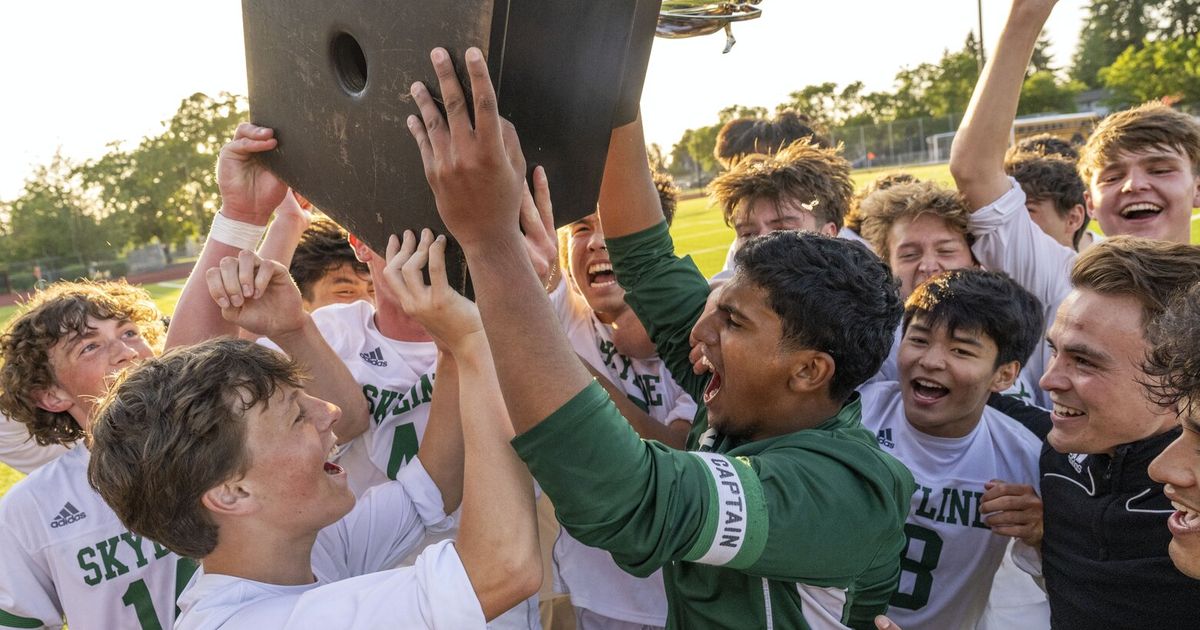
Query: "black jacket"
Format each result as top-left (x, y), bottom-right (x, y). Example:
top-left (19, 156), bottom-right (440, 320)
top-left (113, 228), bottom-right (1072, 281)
top-left (1040, 428), bottom-right (1200, 629)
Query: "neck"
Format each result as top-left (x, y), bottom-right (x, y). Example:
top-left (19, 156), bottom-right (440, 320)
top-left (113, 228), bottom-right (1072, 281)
top-left (749, 397), bottom-right (843, 441)
top-left (202, 522), bottom-right (318, 586)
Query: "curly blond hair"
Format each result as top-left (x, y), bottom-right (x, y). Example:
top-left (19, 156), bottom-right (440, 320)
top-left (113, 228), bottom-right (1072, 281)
top-left (0, 280), bottom-right (164, 446)
top-left (708, 139), bottom-right (852, 230)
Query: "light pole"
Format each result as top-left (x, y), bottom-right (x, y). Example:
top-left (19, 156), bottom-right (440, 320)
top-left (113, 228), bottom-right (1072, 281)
top-left (977, 0), bottom-right (986, 73)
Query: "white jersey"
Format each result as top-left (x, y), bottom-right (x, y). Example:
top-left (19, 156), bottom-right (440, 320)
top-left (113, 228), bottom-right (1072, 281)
top-left (0, 446), bottom-right (196, 630)
top-left (858, 382), bottom-right (1043, 630)
top-left (0, 411), bottom-right (66, 474)
top-left (261, 301), bottom-right (438, 497)
top-left (968, 178), bottom-right (1075, 409)
top-left (548, 282), bottom-right (696, 626)
top-left (175, 459), bottom-right (480, 629)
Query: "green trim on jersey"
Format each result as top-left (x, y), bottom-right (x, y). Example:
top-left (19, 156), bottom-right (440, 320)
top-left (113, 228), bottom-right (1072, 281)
top-left (0, 609), bottom-right (42, 629)
top-left (683, 452), bottom-right (768, 569)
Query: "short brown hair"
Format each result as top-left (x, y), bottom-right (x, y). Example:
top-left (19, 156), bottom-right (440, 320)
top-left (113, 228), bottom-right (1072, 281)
top-left (88, 339), bottom-right (306, 559)
top-left (1005, 152), bottom-right (1088, 248)
top-left (1144, 282), bottom-right (1200, 415)
top-left (715, 111), bottom-right (831, 168)
top-left (1078, 102), bottom-right (1200, 183)
top-left (0, 281), bottom-right (164, 446)
top-left (1071, 236), bottom-right (1200, 337)
top-left (1006, 133), bottom-right (1079, 162)
top-left (289, 217), bottom-right (369, 302)
top-left (709, 139), bottom-right (852, 229)
top-left (845, 172), bottom-right (918, 233)
top-left (857, 181), bottom-right (973, 258)
top-left (653, 170), bottom-right (681, 225)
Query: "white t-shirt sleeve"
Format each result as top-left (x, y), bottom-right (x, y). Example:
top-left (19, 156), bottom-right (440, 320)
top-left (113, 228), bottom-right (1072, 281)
top-left (293, 540), bottom-right (485, 629)
top-left (0, 413), bottom-right (66, 474)
top-left (0, 498), bottom-right (61, 627)
top-left (314, 457), bottom-right (453, 577)
top-left (968, 177), bottom-right (1076, 314)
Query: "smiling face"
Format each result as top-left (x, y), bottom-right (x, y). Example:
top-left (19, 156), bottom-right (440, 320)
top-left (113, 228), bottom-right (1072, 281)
top-left (39, 316), bottom-right (154, 430)
top-left (1041, 289), bottom-right (1177, 455)
top-left (567, 213), bottom-right (627, 322)
top-left (898, 315), bottom-right (1015, 438)
top-left (1086, 146), bottom-right (1200, 244)
top-left (689, 275), bottom-right (802, 440)
top-left (732, 196), bottom-right (837, 253)
top-left (1150, 413), bottom-right (1200, 578)
top-left (235, 385), bottom-right (354, 535)
top-left (1026, 197), bottom-right (1085, 250)
top-left (886, 214), bottom-right (975, 300)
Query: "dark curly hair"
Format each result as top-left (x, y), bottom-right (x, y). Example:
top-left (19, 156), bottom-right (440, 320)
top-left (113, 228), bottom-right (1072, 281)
top-left (0, 281), bottom-right (164, 446)
top-left (1145, 282), bottom-right (1200, 415)
top-left (1006, 133), bottom-right (1079, 162)
top-left (735, 231), bottom-right (902, 401)
top-left (1005, 152), bottom-right (1088, 248)
top-left (715, 110), bottom-right (832, 168)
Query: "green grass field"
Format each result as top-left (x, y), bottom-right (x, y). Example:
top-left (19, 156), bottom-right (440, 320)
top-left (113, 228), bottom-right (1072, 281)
top-left (1, 160), bottom-right (1198, 498)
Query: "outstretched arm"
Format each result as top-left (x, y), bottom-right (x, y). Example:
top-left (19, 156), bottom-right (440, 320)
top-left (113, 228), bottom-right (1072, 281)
top-left (166, 123), bottom-right (287, 349)
top-left (949, 0), bottom-right (1058, 211)
top-left (381, 228), bottom-right (539, 620)
top-left (597, 114), bottom-right (664, 238)
top-left (255, 190), bottom-right (312, 269)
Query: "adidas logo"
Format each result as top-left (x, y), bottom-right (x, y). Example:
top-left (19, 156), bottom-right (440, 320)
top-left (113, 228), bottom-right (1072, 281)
top-left (49, 502), bottom-right (87, 529)
top-left (876, 428), bottom-right (895, 449)
top-left (1068, 452), bottom-right (1088, 474)
top-left (359, 347), bottom-right (387, 367)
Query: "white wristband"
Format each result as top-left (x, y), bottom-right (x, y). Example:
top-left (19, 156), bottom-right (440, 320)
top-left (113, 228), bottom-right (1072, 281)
top-left (209, 212), bottom-right (267, 250)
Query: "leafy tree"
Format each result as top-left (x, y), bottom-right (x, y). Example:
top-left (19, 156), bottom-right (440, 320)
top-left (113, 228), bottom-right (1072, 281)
top-left (81, 92), bottom-right (245, 255)
top-left (2, 151), bottom-right (113, 265)
top-left (1029, 33), bottom-right (1056, 75)
top-left (1099, 35), bottom-right (1200, 109)
top-left (1018, 71), bottom-right (1085, 115)
top-left (717, 104), bottom-right (768, 123)
top-left (668, 129), bottom-right (697, 178)
top-left (685, 123), bottom-right (721, 175)
top-left (923, 34), bottom-right (982, 118)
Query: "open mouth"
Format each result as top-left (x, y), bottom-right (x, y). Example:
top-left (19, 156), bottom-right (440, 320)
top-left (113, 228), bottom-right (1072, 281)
top-left (587, 262), bottom-right (618, 288)
top-left (1169, 502), bottom-right (1200, 536)
top-left (1119, 202), bottom-right (1163, 221)
top-left (702, 356), bottom-right (723, 404)
top-left (324, 461), bottom-right (344, 476)
top-left (1052, 402), bottom-right (1086, 421)
top-left (910, 378), bottom-right (949, 403)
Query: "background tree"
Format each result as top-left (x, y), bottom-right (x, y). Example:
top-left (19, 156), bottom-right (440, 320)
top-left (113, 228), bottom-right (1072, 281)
top-left (1018, 71), bottom-right (1085, 115)
top-left (1, 151), bottom-right (112, 266)
top-left (1099, 35), bottom-right (1200, 109)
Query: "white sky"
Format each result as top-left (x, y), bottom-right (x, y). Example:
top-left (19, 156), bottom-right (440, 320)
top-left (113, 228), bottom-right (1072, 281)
top-left (0, 0), bottom-right (1087, 201)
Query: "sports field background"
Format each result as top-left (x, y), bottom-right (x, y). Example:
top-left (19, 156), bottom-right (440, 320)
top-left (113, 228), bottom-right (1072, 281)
top-left (1, 161), bottom-right (1198, 497)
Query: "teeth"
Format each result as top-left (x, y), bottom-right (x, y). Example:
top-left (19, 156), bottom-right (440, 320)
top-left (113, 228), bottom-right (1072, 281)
top-left (1174, 502), bottom-right (1200, 525)
top-left (915, 378), bottom-right (945, 389)
top-left (1053, 403), bottom-right (1086, 417)
top-left (588, 262), bottom-right (613, 274)
top-left (701, 356), bottom-right (714, 371)
top-left (1121, 202), bottom-right (1163, 216)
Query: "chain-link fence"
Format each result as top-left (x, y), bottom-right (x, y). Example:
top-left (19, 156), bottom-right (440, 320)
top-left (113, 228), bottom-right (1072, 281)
top-left (829, 113), bottom-right (964, 169)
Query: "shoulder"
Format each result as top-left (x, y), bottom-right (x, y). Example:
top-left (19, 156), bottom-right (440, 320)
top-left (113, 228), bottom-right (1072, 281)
top-left (177, 574), bottom-right (305, 630)
top-left (856, 381), bottom-right (903, 430)
top-left (0, 447), bottom-right (85, 518)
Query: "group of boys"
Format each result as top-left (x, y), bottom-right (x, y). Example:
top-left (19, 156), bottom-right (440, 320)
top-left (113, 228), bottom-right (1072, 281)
top-left (2, 0), bottom-right (1200, 628)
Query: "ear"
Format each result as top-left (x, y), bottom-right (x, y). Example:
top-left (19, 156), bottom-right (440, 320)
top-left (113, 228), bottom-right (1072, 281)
top-left (820, 222), bottom-right (839, 237)
top-left (1083, 189), bottom-right (1097, 219)
top-left (1191, 174), bottom-right (1200, 208)
top-left (1065, 204), bottom-right (1087, 233)
top-left (989, 361), bottom-right (1021, 393)
top-left (34, 387), bottom-right (73, 414)
top-left (347, 234), bottom-right (373, 264)
top-left (788, 350), bottom-right (835, 395)
top-left (201, 479), bottom-right (255, 519)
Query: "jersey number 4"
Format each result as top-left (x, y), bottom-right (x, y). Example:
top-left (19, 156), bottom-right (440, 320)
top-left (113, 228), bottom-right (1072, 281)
top-left (890, 523), bottom-right (944, 610)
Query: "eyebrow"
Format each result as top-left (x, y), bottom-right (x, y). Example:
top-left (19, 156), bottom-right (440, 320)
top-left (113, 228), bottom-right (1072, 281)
top-left (718, 302), bottom-right (747, 323)
top-left (1057, 340), bottom-right (1112, 365)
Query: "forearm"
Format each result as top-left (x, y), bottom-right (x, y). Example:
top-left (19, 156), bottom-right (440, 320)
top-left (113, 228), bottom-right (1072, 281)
top-left (463, 233), bottom-right (592, 434)
top-left (415, 352), bottom-right (465, 513)
top-left (597, 115), bottom-right (664, 238)
top-left (164, 217), bottom-right (255, 349)
top-left (256, 213), bottom-right (309, 269)
top-left (270, 318), bottom-right (370, 444)
top-left (950, 1), bottom-right (1054, 210)
top-left (453, 333), bottom-right (541, 620)
top-left (583, 360), bottom-right (688, 449)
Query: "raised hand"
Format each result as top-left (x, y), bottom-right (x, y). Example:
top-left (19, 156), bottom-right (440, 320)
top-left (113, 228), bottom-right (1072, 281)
top-left (204, 249), bottom-right (306, 339)
top-left (981, 480), bottom-right (1044, 548)
top-left (407, 47), bottom-right (527, 250)
top-left (216, 123), bottom-right (288, 225)
top-left (382, 229), bottom-right (483, 353)
top-left (521, 166), bottom-right (558, 286)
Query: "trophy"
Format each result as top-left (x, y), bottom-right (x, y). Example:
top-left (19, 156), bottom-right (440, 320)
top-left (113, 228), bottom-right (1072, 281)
top-left (657, 1), bottom-right (764, 53)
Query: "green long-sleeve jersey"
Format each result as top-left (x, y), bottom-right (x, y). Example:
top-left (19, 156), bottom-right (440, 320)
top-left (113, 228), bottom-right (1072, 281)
top-left (511, 222), bottom-right (914, 629)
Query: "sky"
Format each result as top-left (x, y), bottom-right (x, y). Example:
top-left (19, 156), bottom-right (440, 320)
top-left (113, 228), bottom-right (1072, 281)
top-left (0, 0), bottom-right (1088, 201)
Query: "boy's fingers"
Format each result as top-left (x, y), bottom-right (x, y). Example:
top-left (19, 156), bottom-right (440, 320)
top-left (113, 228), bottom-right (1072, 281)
top-left (401, 229), bottom-right (435, 290)
top-left (427, 235), bottom-right (449, 291)
top-left (463, 47), bottom-right (500, 142)
top-left (384, 234), bottom-right (401, 264)
top-left (217, 256), bottom-right (245, 307)
top-left (430, 48), bottom-right (470, 136)
top-left (237, 250), bottom-right (257, 298)
top-left (204, 267), bottom-right (234, 310)
top-left (253, 258), bottom-right (276, 299)
top-left (532, 166), bottom-right (554, 235)
top-left (410, 81), bottom-right (449, 157)
top-left (407, 115), bottom-right (435, 169)
top-left (499, 119), bottom-right (527, 179)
